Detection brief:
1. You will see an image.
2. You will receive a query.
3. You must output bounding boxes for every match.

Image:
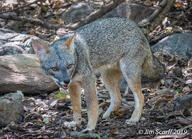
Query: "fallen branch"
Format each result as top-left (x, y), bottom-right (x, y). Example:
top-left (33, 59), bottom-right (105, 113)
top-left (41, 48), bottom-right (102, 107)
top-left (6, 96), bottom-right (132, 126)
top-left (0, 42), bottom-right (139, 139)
top-left (0, 0), bottom-right (125, 30)
top-left (66, 0), bottom-right (125, 30)
top-left (139, 0), bottom-right (175, 35)
top-left (0, 13), bottom-right (61, 29)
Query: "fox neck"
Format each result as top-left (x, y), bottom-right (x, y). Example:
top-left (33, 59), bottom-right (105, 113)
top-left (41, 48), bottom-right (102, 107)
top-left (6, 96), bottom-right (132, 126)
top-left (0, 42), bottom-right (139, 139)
top-left (70, 46), bottom-right (78, 78)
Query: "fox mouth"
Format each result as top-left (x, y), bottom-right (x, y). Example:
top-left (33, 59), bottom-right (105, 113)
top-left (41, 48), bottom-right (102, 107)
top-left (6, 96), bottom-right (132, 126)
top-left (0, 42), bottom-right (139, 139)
top-left (62, 84), bottom-right (68, 90)
top-left (52, 79), bottom-right (69, 90)
top-left (51, 77), bottom-right (70, 90)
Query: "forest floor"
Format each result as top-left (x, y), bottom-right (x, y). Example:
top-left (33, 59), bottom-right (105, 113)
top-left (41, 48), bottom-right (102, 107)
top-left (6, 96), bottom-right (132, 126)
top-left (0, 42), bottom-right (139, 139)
top-left (1, 61), bottom-right (192, 138)
top-left (0, 0), bottom-right (192, 138)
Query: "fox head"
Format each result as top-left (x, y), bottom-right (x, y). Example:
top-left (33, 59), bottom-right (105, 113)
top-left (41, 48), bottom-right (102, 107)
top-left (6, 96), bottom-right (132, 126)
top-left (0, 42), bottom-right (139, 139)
top-left (32, 34), bottom-right (76, 90)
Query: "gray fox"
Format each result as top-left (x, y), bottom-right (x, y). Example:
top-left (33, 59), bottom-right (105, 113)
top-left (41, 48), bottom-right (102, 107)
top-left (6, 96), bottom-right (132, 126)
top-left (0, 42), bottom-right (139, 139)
top-left (32, 18), bottom-right (165, 132)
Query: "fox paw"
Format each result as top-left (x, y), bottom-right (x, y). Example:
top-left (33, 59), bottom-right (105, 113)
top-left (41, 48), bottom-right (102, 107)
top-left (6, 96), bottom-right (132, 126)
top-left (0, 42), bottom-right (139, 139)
top-left (81, 127), bottom-right (95, 133)
top-left (64, 121), bottom-right (78, 129)
top-left (102, 111), bottom-right (111, 119)
top-left (102, 106), bottom-right (115, 119)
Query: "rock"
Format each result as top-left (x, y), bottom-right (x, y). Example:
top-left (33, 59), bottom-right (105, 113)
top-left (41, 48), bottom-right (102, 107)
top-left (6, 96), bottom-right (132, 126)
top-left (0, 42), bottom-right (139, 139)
top-left (152, 32), bottom-right (192, 60)
top-left (188, 58), bottom-right (192, 68)
top-left (104, 2), bottom-right (155, 23)
top-left (61, 2), bottom-right (94, 25)
top-left (6, 20), bottom-right (23, 32)
top-left (0, 18), bottom-right (6, 27)
top-left (174, 94), bottom-right (192, 111)
top-left (0, 28), bottom-right (40, 56)
top-left (0, 91), bottom-right (23, 127)
top-left (0, 54), bottom-right (58, 95)
top-left (0, 43), bottom-right (24, 55)
top-left (0, 12), bottom-right (22, 31)
top-left (182, 86), bottom-right (190, 93)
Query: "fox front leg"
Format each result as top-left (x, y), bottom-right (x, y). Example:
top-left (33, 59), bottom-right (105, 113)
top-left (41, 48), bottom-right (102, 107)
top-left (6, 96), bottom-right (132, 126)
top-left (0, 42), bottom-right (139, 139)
top-left (81, 74), bottom-right (98, 132)
top-left (69, 81), bottom-right (82, 124)
top-left (64, 81), bottom-right (82, 128)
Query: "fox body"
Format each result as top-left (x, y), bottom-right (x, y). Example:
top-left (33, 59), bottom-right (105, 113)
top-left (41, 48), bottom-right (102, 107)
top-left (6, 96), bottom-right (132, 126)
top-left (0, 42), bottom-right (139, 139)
top-left (32, 18), bottom-right (165, 132)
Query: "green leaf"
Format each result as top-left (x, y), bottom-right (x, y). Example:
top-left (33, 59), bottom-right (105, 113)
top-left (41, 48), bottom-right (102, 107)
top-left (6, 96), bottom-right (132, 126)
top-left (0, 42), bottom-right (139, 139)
top-left (55, 91), bottom-right (66, 99)
top-left (96, 135), bottom-right (101, 139)
top-left (176, 89), bottom-right (182, 93)
top-left (103, 135), bottom-right (109, 139)
top-left (55, 90), bottom-right (70, 101)
top-left (43, 118), bottom-right (50, 124)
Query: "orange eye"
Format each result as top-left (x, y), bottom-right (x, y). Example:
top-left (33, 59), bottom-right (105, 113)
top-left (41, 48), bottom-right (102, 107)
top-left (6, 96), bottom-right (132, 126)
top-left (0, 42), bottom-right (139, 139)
top-left (67, 64), bottom-right (73, 69)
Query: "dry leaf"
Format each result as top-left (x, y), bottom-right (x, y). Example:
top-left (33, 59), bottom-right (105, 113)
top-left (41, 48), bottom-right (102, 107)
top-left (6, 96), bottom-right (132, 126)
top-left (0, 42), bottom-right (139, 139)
top-left (174, 2), bottom-right (183, 8)
top-left (29, 28), bottom-right (35, 35)
top-left (150, 88), bottom-right (156, 93)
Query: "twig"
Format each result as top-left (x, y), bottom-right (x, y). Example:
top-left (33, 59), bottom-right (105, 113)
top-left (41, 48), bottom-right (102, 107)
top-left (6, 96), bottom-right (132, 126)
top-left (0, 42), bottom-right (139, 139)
top-left (139, 0), bottom-right (168, 26)
top-left (154, 134), bottom-right (188, 139)
top-left (52, 2), bottom-right (73, 10)
top-left (180, 124), bottom-right (192, 130)
top-left (0, 0), bottom-right (42, 14)
top-left (149, 33), bottom-right (173, 45)
top-left (0, 13), bottom-right (62, 29)
top-left (44, 3), bottom-right (73, 18)
top-left (70, 131), bottom-right (100, 139)
top-left (139, 0), bottom-right (175, 35)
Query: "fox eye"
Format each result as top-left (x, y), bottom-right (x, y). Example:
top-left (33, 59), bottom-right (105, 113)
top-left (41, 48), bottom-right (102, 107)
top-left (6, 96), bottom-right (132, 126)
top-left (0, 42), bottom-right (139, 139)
top-left (51, 67), bottom-right (59, 71)
top-left (67, 64), bottom-right (73, 69)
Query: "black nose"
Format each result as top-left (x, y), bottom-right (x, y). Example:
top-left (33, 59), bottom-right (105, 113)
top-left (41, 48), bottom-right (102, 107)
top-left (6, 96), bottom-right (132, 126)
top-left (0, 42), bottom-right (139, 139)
top-left (64, 79), bottom-right (70, 84)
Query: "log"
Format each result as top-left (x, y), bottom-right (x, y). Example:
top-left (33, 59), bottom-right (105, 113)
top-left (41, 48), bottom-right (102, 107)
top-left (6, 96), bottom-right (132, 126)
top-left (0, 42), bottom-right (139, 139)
top-left (0, 54), bottom-right (58, 95)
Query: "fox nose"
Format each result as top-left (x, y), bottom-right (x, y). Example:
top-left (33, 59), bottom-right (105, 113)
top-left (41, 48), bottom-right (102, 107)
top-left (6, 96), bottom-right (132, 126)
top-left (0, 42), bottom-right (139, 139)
top-left (64, 79), bottom-right (70, 84)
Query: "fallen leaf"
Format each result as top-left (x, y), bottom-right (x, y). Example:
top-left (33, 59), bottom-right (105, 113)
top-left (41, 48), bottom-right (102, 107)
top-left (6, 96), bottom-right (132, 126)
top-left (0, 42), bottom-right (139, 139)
top-left (174, 2), bottom-right (183, 8)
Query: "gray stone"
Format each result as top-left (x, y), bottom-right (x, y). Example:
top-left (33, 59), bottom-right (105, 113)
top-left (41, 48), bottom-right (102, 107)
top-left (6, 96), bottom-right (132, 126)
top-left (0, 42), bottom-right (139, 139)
top-left (61, 2), bottom-right (94, 25)
top-left (0, 28), bottom-right (41, 56)
top-left (0, 43), bottom-right (24, 55)
top-left (0, 54), bottom-right (58, 95)
top-left (152, 32), bottom-right (192, 60)
top-left (0, 12), bottom-right (22, 31)
top-left (6, 20), bottom-right (22, 32)
top-left (104, 2), bottom-right (155, 23)
top-left (0, 91), bottom-right (23, 127)
top-left (174, 94), bottom-right (192, 111)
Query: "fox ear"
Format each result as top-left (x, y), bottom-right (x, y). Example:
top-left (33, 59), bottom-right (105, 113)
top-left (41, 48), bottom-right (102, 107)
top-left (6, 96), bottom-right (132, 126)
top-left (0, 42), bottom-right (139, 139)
top-left (64, 34), bottom-right (76, 50)
top-left (32, 39), bottom-right (50, 57)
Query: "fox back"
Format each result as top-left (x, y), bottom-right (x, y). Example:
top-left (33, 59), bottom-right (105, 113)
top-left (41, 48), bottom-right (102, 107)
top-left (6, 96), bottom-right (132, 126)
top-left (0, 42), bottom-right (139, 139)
top-left (76, 18), bottom-right (151, 69)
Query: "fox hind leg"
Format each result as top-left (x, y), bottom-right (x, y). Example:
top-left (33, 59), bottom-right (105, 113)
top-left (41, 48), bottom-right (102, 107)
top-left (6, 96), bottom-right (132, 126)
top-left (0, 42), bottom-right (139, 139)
top-left (101, 65), bottom-right (122, 119)
top-left (120, 57), bottom-right (144, 124)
